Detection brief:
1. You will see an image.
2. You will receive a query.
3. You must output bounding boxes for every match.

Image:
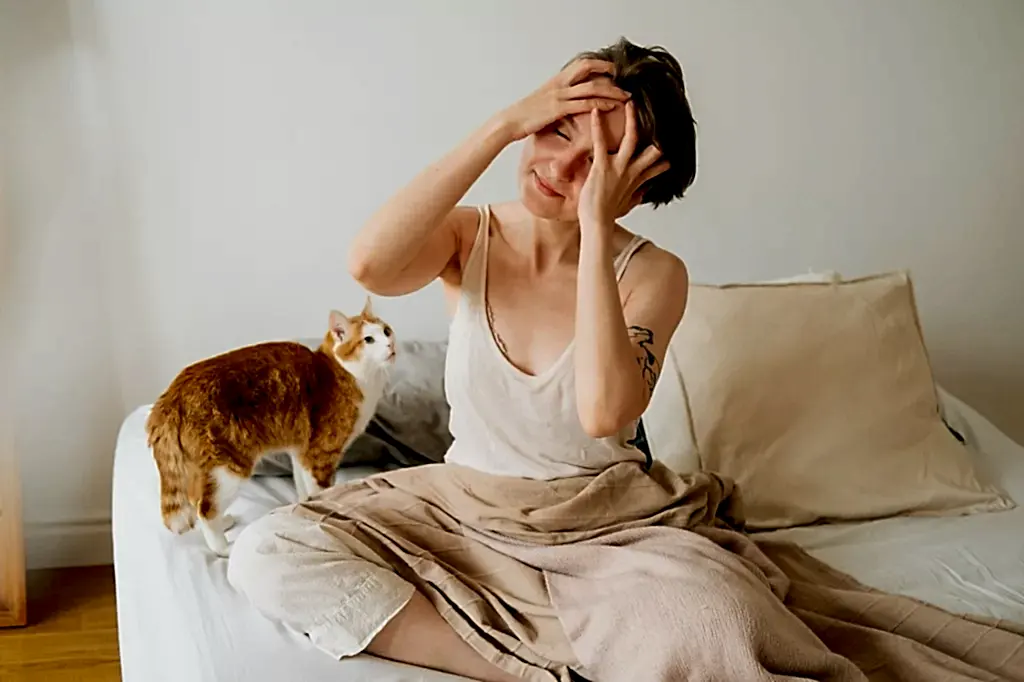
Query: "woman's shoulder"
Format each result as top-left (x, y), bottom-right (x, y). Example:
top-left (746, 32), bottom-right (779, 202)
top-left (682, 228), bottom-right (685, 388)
top-left (435, 205), bottom-right (482, 280)
top-left (621, 231), bottom-right (689, 284)
top-left (449, 201), bottom-right (522, 269)
top-left (438, 202), bottom-right (510, 291)
top-left (618, 233), bottom-right (689, 311)
top-left (617, 236), bottom-right (690, 324)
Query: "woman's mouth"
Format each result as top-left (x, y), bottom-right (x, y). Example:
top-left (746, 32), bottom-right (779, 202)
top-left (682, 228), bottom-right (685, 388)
top-left (533, 172), bottom-right (563, 198)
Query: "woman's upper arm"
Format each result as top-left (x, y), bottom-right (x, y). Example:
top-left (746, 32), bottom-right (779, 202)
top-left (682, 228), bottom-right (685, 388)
top-left (359, 206), bottom-right (477, 297)
top-left (621, 250), bottom-right (689, 401)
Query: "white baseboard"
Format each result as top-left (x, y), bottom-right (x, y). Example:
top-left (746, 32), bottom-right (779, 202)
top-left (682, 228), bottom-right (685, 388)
top-left (25, 517), bottom-right (113, 569)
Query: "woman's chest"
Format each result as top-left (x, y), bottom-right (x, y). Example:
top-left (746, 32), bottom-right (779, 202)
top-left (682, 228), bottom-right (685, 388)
top-left (485, 265), bottom-right (577, 377)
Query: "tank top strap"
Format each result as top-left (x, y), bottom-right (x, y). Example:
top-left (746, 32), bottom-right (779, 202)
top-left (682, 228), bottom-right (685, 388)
top-left (461, 204), bottom-right (493, 300)
top-left (465, 206), bottom-right (646, 289)
top-left (613, 234), bottom-right (650, 282)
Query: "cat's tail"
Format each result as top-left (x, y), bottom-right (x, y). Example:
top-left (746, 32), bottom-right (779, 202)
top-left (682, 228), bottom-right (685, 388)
top-left (146, 404), bottom-right (197, 534)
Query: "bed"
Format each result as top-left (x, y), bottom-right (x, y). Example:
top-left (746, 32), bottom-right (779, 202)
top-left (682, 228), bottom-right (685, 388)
top-left (112, 385), bottom-right (1024, 682)
top-left (112, 271), bottom-right (1024, 680)
top-left (112, 402), bottom-right (466, 682)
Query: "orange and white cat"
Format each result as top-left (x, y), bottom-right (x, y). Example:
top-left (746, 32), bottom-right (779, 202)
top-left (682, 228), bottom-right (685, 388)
top-left (146, 299), bottom-right (396, 556)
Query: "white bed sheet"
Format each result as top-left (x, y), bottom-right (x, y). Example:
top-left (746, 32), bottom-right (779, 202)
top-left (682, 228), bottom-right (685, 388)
top-left (758, 389), bottom-right (1024, 622)
top-left (112, 391), bottom-right (1024, 682)
top-left (112, 405), bottom-right (467, 682)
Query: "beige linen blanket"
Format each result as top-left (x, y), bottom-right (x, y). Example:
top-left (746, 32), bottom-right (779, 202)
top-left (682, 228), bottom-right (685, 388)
top-left (294, 460), bottom-right (1024, 681)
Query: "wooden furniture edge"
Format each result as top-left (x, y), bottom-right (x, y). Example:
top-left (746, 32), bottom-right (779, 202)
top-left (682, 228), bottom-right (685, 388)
top-left (0, 434), bottom-right (27, 628)
top-left (0, 605), bottom-right (27, 628)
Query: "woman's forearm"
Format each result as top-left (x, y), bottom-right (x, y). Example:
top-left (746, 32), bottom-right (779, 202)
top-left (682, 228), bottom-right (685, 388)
top-left (349, 61), bottom-right (628, 293)
top-left (574, 227), bottom-right (645, 438)
top-left (347, 117), bottom-right (513, 287)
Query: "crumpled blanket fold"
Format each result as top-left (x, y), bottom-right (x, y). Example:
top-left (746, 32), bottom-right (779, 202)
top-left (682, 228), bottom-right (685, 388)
top-left (292, 460), bottom-right (1024, 681)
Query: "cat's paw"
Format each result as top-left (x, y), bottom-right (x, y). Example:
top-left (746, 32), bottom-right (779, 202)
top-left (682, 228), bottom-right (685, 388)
top-left (295, 486), bottom-right (326, 503)
top-left (206, 535), bottom-right (231, 557)
top-left (215, 514), bottom-right (236, 532)
top-left (207, 544), bottom-right (230, 558)
top-left (165, 511), bottom-right (196, 535)
top-left (198, 519), bottom-right (231, 557)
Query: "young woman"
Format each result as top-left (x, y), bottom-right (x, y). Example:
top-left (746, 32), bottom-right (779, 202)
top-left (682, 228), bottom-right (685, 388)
top-left (229, 38), bottom-right (699, 682)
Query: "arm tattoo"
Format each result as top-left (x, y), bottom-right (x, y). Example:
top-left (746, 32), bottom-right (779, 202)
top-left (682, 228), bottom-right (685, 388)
top-left (628, 326), bottom-right (660, 395)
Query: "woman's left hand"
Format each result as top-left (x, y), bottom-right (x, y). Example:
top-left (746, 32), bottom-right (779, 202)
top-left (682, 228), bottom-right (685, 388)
top-left (578, 101), bottom-right (670, 232)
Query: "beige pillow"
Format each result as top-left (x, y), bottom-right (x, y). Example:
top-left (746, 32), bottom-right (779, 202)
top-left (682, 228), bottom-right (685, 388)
top-left (672, 271), bottom-right (1014, 529)
top-left (646, 270), bottom-right (843, 474)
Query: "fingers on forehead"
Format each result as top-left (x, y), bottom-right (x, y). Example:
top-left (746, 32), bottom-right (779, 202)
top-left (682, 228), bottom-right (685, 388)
top-left (629, 107), bottom-right (660, 157)
top-left (590, 109), bottom-right (607, 154)
top-left (576, 58), bottom-right (614, 74)
top-left (567, 58), bottom-right (616, 84)
top-left (614, 106), bottom-right (637, 162)
top-left (623, 101), bottom-right (638, 138)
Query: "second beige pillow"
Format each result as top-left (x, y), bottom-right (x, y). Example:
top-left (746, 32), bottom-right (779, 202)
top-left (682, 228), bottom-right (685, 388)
top-left (672, 271), bottom-right (1013, 529)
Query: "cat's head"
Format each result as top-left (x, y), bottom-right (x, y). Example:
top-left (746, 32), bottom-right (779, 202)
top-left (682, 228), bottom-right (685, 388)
top-left (324, 297), bottom-right (396, 374)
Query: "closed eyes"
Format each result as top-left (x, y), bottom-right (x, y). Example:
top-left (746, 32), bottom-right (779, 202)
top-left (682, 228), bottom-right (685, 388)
top-left (559, 118), bottom-right (619, 155)
top-left (552, 129), bottom-right (614, 159)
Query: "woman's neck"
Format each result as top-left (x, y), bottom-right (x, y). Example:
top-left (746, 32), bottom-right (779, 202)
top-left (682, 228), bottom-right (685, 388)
top-left (527, 215), bottom-right (581, 272)
top-left (494, 203), bottom-right (580, 273)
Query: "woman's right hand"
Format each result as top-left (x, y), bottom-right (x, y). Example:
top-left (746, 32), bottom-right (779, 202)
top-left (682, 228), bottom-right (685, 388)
top-left (495, 59), bottom-right (630, 143)
top-left (350, 60), bottom-right (628, 298)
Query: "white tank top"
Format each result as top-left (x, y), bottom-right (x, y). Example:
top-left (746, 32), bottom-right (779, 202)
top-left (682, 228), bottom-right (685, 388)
top-left (443, 204), bottom-right (652, 480)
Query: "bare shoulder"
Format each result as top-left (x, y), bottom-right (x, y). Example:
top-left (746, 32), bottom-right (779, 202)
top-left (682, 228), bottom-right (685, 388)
top-left (623, 240), bottom-right (689, 305)
top-left (438, 205), bottom-right (484, 286)
top-left (450, 203), bottom-right (484, 244)
top-left (638, 242), bottom-right (688, 281)
top-left (616, 239), bottom-right (690, 346)
top-left (441, 202), bottom-right (523, 285)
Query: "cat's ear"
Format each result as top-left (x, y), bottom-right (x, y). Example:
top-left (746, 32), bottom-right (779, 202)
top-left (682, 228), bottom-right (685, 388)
top-left (329, 309), bottom-right (350, 342)
top-left (361, 295), bottom-right (373, 318)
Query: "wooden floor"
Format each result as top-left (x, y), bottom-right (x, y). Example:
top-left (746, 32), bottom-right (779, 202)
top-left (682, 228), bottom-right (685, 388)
top-left (0, 565), bottom-right (121, 681)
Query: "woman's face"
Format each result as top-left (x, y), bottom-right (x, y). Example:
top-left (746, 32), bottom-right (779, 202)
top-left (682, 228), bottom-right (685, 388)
top-left (518, 104), bottom-right (628, 222)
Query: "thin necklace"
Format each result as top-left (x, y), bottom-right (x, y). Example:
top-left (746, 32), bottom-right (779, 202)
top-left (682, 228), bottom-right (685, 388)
top-left (485, 296), bottom-right (511, 359)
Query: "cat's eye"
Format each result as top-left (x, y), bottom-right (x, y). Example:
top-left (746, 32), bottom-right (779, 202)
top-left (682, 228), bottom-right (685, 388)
top-left (364, 336), bottom-right (375, 344)
top-left (383, 327), bottom-right (392, 337)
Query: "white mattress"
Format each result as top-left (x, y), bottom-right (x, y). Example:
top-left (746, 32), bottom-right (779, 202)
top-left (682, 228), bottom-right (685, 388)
top-left (112, 390), bottom-right (1024, 682)
top-left (112, 408), bottom-right (467, 682)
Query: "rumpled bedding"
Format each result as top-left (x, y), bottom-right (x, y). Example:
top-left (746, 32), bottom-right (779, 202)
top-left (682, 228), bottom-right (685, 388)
top-left (293, 460), bottom-right (1024, 681)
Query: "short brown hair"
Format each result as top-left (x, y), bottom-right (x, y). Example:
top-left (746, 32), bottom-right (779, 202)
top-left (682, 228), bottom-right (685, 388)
top-left (572, 37), bottom-right (697, 208)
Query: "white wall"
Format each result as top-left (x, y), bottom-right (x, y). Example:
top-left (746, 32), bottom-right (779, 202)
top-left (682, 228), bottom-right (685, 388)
top-left (3, 0), bottom-right (1022, 568)
top-left (1, 0), bottom-right (125, 566)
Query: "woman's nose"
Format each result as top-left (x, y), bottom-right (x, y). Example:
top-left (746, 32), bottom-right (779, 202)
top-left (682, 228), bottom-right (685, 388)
top-left (550, 148), bottom-right (587, 181)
